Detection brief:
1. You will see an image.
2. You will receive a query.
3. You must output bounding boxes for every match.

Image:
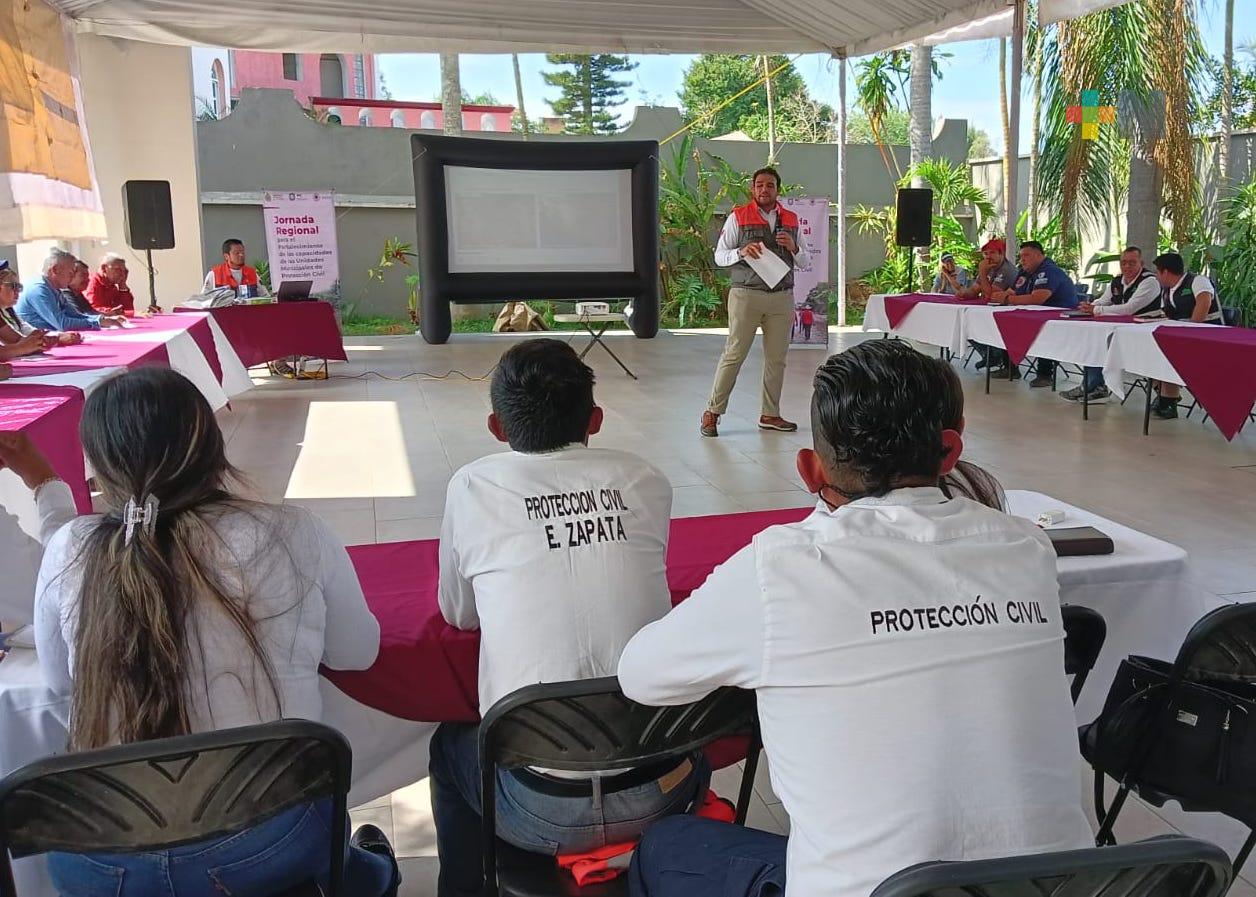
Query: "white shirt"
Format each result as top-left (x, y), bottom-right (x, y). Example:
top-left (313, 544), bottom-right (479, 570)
top-left (619, 488), bottom-right (1092, 897)
top-left (1093, 272), bottom-right (1160, 316)
top-left (439, 444), bottom-right (673, 713)
top-left (35, 503), bottom-right (380, 735)
top-left (1, 480), bottom-right (77, 624)
top-left (714, 207), bottom-right (811, 269)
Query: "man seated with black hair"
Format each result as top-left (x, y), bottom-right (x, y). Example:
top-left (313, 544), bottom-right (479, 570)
top-left (1149, 252), bottom-right (1223, 420)
top-left (988, 240), bottom-right (1078, 386)
top-left (431, 338), bottom-right (701, 897)
top-left (619, 339), bottom-right (1091, 897)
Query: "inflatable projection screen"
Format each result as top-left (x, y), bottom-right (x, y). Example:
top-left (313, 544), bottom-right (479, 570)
top-left (412, 134), bottom-right (660, 344)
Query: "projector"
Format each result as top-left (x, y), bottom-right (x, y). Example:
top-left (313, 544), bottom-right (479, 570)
top-left (576, 301), bottom-right (611, 316)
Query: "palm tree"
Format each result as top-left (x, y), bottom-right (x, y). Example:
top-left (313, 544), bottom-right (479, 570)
top-left (998, 38), bottom-right (1012, 227)
top-left (1026, 9), bottom-right (1047, 238)
top-left (854, 52), bottom-right (909, 181)
top-left (763, 55), bottom-right (777, 162)
top-left (908, 44), bottom-right (932, 179)
top-left (440, 53), bottom-right (462, 135)
top-left (1035, 0), bottom-right (1205, 249)
top-left (1219, 0), bottom-right (1235, 193)
top-left (512, 54), bottom-right (530, 138)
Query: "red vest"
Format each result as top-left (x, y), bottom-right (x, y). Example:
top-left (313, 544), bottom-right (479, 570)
top-left (732, 202), bottom-right (799, 230)
top-left (210, 262), bottom-right (259, 288)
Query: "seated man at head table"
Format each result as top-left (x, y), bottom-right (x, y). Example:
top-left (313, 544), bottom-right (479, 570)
top-left (1148, 251), bottom-right (1225, 421)
top-left (0, 432), bottom-right (78, 627)
top-left (1059, 245), bottom-right (1160, 406)
top-left (62, 260), bottom-right (95, 316)
top-left (86, 252), bottom-right (143, 315)
top-left (619, 339), bottom-right (1092, 897)
top-left (958, 237), bottom-right (1018, 302)
top-left (431, 338), bottom-right (702, 897)
top-left (985, 239), bottom-right (1079, 387)
top-left (0, 260), bottom-right (82, 364)
top-left (203, 238), bottom-right (270, 298)
top-left (931, 251), bottom-right (971, 296)
top-left (15, 249), bottom-right (127, 333)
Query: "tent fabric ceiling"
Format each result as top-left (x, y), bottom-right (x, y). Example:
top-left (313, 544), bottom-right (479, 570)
top-left (49, 0), bottom-right (1013, 56)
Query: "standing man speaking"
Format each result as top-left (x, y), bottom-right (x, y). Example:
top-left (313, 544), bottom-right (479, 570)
top-left (700, 168), bottom-right (809, 438)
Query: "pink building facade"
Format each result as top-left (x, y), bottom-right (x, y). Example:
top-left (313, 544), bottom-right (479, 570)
top-left (231, 52), bottom-right (376, 106)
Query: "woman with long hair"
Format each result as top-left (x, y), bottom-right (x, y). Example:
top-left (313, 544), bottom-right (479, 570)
top-left (34, 367), bottom-right (400, 897)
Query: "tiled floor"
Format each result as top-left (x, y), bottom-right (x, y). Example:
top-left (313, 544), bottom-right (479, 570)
top-left (216, 326), bottom-right (1256, 896)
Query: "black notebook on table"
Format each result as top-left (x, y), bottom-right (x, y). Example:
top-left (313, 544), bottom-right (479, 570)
top-left (1046, 526), bottom-right (1114, 557)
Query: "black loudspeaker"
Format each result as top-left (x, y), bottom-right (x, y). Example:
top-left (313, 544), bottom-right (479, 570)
top-left (894, 188), bottom-right (933, 247)
top-left (122, 180), bottom-right (175, 250)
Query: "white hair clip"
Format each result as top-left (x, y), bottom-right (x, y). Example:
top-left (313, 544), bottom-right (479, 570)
top-left (122, 494), bottom-right (160, 545)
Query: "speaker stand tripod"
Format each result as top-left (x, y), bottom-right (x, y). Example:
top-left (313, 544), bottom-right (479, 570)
top-left (144, 248), bottom-right (160, 313)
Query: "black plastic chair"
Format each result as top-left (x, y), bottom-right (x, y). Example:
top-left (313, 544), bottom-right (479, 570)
top-left (1222, 306), bottom-right (1242, 327)
top-left (1082, 603), bottom-right (1256, 876)
top-left (869, 835), bottom-right (1231, 897)
top-left (0, 720), bottom-right (352, 897)
top-left (1063, 604), bottom-right (1107, 706)
top-left (479, 677), bottom-right (761, 897)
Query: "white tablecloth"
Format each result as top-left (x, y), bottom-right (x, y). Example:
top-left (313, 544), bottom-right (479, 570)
top-left (0, 651), bottom-right (433, 897)
top-left (1101, 321), bottom-right (1213, 390)
top-left (81, 328), bottom-right (230, 412)
top-left (863, 294), bottom-right (973, 355)
top-left (203, 315), bottom-right (256, 399)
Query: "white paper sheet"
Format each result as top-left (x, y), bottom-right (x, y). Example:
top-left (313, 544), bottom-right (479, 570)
top-left (745, 248), bottom-right (790, 290)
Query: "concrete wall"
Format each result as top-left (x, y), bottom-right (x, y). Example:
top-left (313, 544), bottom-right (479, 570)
top-left (198, 89), bottom-right (970, 318)
top-left (78, 36), bottom-right (204, 305)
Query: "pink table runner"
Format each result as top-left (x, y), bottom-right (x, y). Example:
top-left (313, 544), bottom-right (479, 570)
top-left (323, 506), bottom-right (811, 724)
top-left (883, 293), bottom-right (984, 329)
top-left (6, 314), bottom-right (219, 379)
top-left (1153, 326), bottom-right (1256, 441)
top-left (0, 384), bottom-right (91, 512)
top-left (180, 303), bottom-right (347, 368)
top-left (992, 309), bottom-right (1069, 365)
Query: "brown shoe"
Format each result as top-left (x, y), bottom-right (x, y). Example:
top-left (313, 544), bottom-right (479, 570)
top-left (758, 415), bottom-right (798, 432)
top-left (700, 410), bottom-right (720, 438)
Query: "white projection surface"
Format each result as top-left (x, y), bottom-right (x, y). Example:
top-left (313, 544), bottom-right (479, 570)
top-left (444, 167), bottom-right (634, 273)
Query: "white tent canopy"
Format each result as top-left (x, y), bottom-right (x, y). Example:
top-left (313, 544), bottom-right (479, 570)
top-left (49, 0), bottom-right (1016, 56)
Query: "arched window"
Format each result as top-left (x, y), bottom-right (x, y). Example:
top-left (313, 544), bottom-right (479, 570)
top-left (480, 113), bottom-right (498, 131)
top-left (419, 110), bottom-right (437, 129)
top-left (390, 109), bottom-right (406, 128)
top-left (359, 108), bottom-right (372, 126)
top-left (320, 54), bottom-right (346, 98)
top-left (209, 60), bottom-right (225, 117)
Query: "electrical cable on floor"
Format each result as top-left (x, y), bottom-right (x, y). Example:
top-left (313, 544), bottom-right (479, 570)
top-left (330, 366), bottom-right (498, 382)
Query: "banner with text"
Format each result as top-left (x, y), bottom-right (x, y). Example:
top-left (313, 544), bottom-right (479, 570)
top-left (262, 190), bottom-right (339, 293)
top-left (782, 196), bottom-right (830, 350)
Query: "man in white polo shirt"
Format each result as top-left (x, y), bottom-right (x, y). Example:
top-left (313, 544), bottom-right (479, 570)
top-left (431, 339), bottom-right (701, 897)
top-left (620, 339), bottom-right (1091, 897)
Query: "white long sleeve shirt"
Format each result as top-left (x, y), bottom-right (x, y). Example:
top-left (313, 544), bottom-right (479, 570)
top-left (714, 207), bottom-right (811, 269)
top-left (619, 487), bottom-right (1092, 897)
top-left (439, 444), bottom-right (673, 714)
top-left (1093, 273), bottom-right (1161, 316)
top-left (35, 503), bottom-right (380, 734)
top-left (1, 480), bottom-right (77, 624)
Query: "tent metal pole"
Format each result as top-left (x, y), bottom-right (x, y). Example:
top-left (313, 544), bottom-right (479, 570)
top-left (837, 53), bottom-right (848, 327)
top-left (1005, 0), bottom-right (1025, 254)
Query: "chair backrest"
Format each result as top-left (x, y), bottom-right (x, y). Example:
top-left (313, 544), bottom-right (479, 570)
top-left (0, 720), bottom-right (351, 897)
top-left (870, 836), bottom-right (1232, 897)
top-left (1076, 282), bottom-right (1092, 297)
top-left (478, 677), bottom-right (760, 895)
top-left (1222, 306), bottom-right (1241, 327)
top-left (1174, 603), bottom-right (1256, 683)
top-left (1063, 604), bottom-right (1107, 705)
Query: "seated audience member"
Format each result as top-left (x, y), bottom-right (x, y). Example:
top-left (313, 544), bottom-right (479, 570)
top-left (85, 252), bottom-right (137, 315)
top-left (62, 260), bottom-right (95, 316)
top-left (931, 252), bottom-right (971, 295)
top-left (619, 339), bottom-right (1092, 897)
top-left (16, 249), bottom-right (125, 332)
top-left (203, 238), bottom-right (269, 297)
top-left (0, 432), bottom-right (77, 625)
top-left (34, 367), bottom-right (400, 897)
top-left (1061, 245), bottom-right (1160, 405)
top-left (959, 238), bottom-right (1017, 302)
top-left (0, 262), bottom-right (81, 359)
top-left (989, 240), bottom-right (1078, 386)
top-left (432, 339), bottom-right (695, 897)
top-left (1149, 252), bottom-right (1223, 420)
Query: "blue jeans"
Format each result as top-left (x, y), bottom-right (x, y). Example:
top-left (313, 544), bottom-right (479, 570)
top-left (430, 721), bottom-right (708, 897)
top-left (1084, 367), bottom-right (1105, 391)
top-left (629, 816), bottom-right (787, 897)
top-left (48, 799), bottom-right (395, 897)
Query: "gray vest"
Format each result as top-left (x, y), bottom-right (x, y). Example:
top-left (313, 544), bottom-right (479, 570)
top-left (730, 212), bottom-right (798, 292)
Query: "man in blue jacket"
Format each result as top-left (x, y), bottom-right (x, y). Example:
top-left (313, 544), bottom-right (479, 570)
top-left (989, 240), bottom-right (1078, 387)
top-left (17, 249), bottom-right (126, 332)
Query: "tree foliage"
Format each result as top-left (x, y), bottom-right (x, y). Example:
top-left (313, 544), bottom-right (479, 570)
top-left (967, 127), bottom-right (996, 160)
top-left (679, 55), bottom-right (818, 139)
top-left (848, 108), bottom-right (910, 145)
top-left (542, 54), bottom-right (637, 134)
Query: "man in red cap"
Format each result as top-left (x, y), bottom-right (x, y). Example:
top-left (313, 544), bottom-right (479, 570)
top-left (960, 238), bottom-right (1017, 301)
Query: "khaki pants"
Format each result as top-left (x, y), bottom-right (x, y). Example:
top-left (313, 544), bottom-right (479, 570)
top-left (707, 286), bottom-right (792, 417)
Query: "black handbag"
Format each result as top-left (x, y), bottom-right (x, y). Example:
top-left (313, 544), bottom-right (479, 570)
top-left (1083, 655), bottom-right (1256, 824)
